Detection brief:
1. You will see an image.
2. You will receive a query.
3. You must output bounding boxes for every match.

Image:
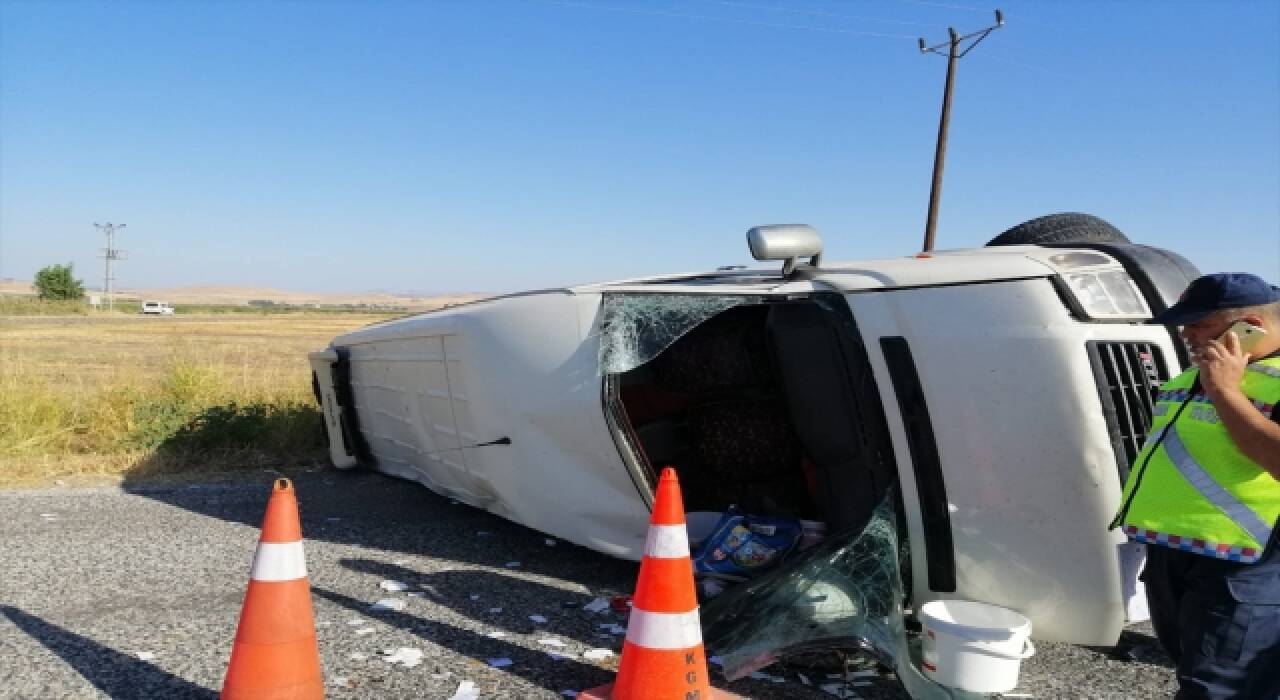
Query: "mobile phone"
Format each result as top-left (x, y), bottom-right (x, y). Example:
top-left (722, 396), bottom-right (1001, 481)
top-left (1220, 321), bottom-right (1268, 354)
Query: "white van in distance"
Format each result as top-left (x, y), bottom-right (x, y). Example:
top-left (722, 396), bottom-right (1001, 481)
top-left (140, 300), bottom-right (174, 315)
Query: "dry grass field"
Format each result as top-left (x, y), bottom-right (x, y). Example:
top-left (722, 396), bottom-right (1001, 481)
top-left (0, 310), bottom-right (396, 486)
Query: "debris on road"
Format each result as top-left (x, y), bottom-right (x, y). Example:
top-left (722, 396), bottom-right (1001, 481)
top-left (381, 647), bottom-right (425, 668)
top-left (582, 597), bottom-right (610, 614)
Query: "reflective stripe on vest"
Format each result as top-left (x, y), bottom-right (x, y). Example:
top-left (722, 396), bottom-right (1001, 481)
top-left (1115, 357), bottom-right (1280, 562)
top-left (1162, 425), bottom-right (1273, 546)
top-left (1251, 363), bottom-right (1280, 379)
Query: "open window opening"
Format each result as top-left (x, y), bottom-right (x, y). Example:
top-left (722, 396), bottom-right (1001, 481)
top-left (602, 293), bottom-right (900, 539)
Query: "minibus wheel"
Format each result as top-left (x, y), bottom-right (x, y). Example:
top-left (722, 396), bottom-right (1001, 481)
top-left (987, 212), bottom-right (1130, 246)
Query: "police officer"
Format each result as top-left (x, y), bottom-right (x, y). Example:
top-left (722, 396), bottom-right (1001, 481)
top-left (1112, 272), bottom-right (1280, 698)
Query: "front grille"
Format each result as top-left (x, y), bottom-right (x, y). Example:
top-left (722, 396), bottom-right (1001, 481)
top-left (1087, 342), bottom-right (1170, 483)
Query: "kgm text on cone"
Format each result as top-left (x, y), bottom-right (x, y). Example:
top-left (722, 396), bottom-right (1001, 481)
top-left (580, 467), bottom-right (742, 700)
top-left (221, 478), bottom-right (324, 700)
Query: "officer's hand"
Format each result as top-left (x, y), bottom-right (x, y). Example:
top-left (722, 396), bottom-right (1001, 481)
top-left (1199, 330), bottom-right (1252, 401)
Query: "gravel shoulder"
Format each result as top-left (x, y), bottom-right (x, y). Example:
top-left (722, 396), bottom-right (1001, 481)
top-left (0, 467), bottom-right (1177, 699)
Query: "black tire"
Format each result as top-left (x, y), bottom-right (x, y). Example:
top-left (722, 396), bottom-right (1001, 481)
top-left (986, 212), bottom-right (1130, 247)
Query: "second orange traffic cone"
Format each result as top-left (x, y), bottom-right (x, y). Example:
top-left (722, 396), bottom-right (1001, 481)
top-left (580, 467), bottom-right (742, 700)
top-left (221, 478), bottom-right (323, 700)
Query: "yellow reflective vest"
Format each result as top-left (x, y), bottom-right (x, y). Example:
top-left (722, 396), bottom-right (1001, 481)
top-left (1112, 356), bottom-right (1280, 563)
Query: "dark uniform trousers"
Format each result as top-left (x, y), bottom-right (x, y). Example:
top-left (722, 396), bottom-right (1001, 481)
top-left (1142, 528), bottom-right (1280, 699)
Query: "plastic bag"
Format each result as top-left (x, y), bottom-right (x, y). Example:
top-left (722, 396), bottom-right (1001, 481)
top-left (692, 507), bottom-right (803, 580)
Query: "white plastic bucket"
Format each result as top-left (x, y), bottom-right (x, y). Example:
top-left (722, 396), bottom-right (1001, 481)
top-left (918, 600), bottom-right (1035, 693)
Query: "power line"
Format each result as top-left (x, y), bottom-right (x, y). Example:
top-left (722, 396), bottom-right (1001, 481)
top-left (539, 1), bottom-right (918, 40)
top-left (94, 222), bottom-right (126, 311)
top-left (703, 0), bottom-right (936, 28)
top-left (896, 0), bottom-right (991, 13)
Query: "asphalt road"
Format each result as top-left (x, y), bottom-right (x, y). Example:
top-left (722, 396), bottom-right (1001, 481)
top-left (0, 467), bottom-right (1178, 699)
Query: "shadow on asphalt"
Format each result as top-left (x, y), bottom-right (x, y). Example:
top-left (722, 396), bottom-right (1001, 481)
top-left (120, 466), bottom-right (638, 584)
top-left (312, 587), bottom-right (617, 693)
top-left (1, 605), bottom-right (216, 700)
top-left (1086, 628), bottom-right (1176, 669)
top-left (340, 558), bottom-right (632, 647)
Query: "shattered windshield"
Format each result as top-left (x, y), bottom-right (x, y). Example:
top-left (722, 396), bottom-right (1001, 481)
top-left (701, 491), bottom-right (905, 680)
top-left (596, 293), bottom-right (764, 374)
top-left (701, 490), bottom-right (984, 699)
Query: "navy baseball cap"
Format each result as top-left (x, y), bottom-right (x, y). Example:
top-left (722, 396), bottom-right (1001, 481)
top-left (1149, 272), bottom-right (1280, 325)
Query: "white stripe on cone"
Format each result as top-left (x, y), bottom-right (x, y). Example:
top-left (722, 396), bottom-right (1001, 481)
top-left (644, 524), bottom-right (691, 559)
top-left (625, 609), bottom-right (703, 650)
top-left (249, 541), bottom-right (308, 582)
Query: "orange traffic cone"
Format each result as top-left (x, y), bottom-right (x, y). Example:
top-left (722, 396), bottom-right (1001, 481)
top-left (221, 478), bottom-right (323, 699)
top-left (580, 467), bottom-right (742, 700)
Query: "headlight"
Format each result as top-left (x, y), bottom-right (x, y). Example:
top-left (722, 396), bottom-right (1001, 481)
top-left (1063, 269), bottom-right (1150, 320)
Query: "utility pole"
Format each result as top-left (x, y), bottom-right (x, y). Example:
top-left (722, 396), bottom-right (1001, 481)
top-left (94, 222), bottom-right (126, 310)
top-left (919, 9), bottom-right (1003, 252)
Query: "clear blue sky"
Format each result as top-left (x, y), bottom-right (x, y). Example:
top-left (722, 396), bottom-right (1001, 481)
top-left (1, 0), bottom-right (1277, 295)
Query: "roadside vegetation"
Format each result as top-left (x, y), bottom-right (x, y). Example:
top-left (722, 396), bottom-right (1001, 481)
top-left (0, 310), bottom-right (394, 486)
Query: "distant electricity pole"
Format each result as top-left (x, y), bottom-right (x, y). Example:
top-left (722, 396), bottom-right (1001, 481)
top-left (919, 9), bottom-right (1004, 252)
top-left (94, 222), bottom-right (126, 310)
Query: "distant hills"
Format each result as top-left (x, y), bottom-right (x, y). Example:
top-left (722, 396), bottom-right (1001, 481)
top-left (0, 279), bottom-right (486, 310)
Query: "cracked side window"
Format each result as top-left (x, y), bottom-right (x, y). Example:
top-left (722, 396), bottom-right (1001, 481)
top-left (596, 293), bottom-right (762, 374)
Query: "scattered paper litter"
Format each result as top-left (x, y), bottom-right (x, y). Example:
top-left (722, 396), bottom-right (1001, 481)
top-left (485, 630), bottom-right (507, 638)
top-left (449, 680), bottom-right (481, 700)
top-left (370, 599), bottom-right (407, 612)
top-left (583, 597), bottom-right (610, 614)
top-left (488, 607), bottom-right (503, 614)
top-left (379, 580), bottom-right (410, 592)
top-left (749, 671), bottom-right (785, 683)
top-left (819, 684), bottom-right (861, 699)
top-left (504, 561), bottom-right (522, 568)
top-left (330, 676), bottom-right (352, 688)
top-left (381, 647), bottom-right (425, 668)
top-left (799, 673), bottom-right (812, 686)
top-left (349, 652), bottom-right (370, 661)
top-left (529, 614), bottom-right (548, 624)
top-left (599, 623), bottom-right (626, 635)
top-left (486, 658), bottom-right (513, 668)
top-left (846, 670), bottom-right (877, 678)
top-left (470, 594), bottom-right (481, 601)
top-left (545, 538), bottom-right (557, 546)
top-left (355, 627), bottom-right (375, 636)
top-left (583, 649), bottom-right (614, 661)
top-left (538, 638), bottom-right (567, 647)
top-left (135, 651), bottom-right (156, 661)
top-left (347, 618), bottom-right (365, 626)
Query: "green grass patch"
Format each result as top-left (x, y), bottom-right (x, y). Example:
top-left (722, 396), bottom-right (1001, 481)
top-left (0, 296), bottom-right (90, 316)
